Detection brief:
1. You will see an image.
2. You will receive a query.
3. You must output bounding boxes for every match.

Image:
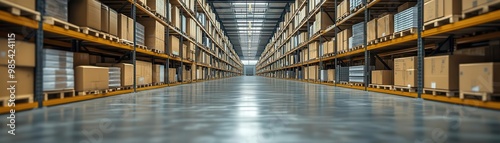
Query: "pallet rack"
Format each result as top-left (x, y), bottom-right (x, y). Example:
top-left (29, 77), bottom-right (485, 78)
top-left (255, 0), bottom-right (500, 110)
top-left (0, 0), bottom-right (243, 114)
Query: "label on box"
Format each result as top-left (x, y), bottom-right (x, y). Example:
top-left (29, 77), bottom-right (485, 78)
top-left (408, 84), bottom-right (411, 88)
top-left (431, 82), bottom-right (436, 89)
top-left (472, 86), bottom-right (480, 92)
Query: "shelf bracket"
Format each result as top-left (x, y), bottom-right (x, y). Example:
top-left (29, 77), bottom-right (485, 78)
top-left (23, 30), bottom-right (36, 41)
top-left (374, 54), bottom-right (391, 70)
top-left (429, 34), bottom-right (455, 56)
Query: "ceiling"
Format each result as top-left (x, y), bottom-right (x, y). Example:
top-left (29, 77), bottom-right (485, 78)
top-left (208, 0), bottom-right (293, 60)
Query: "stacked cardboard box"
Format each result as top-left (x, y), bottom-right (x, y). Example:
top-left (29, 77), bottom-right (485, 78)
top-left (43, 49), bottom-right (74, 91)
top-left (129, 61), bottom-right (152, 85)
top-left (168, 68), bottom-right (177, 83)
top-left (463, 0), bottom-right (500, 13)
top-left (327, 69), bottom-right (335, 82)
top-left (313, 11), bottom-right (335, 34)
top-left (75, 66), bottom-right (109, 92)
top-left (169, 36), bottom-right (180, 55)
top-left (171, 6), bottom-right (181, 29)
top-left (139, 19), bottom-right (165, 52)
top-left (148, 0), bottom-right (166, 18)
top-left (371, 70), bottom-right (393, 85)
top-left (69, 0), bottom-right (101, 30)
top-left (96, 63), bottom-right (134, 87)
top-left (424, 55), bottom-right (482, 90)
top-left (153, 65), bottom-right (165, 83)
top-left (0, 39), bottom-right (35, 100)
top-left (309, 65), bottom-right (318, 80)
top-left (377, 14), bottom-right (394, 38)
top-left (309, 42), bottom-right (318, 60)
top-left (336, 0), bottom-right (350, 20)
top-left (425, 0), bottom-right (462, 23)
top-left (394, 56), bottom-right (417, 87)
top-left (101, 5), bottom-right (118, 36)
top-left (367, 18), bottom-right (377, 42)
top-left (459, 62), bottom-right (500, 94)
top-left (337, 29), bottom-right (352, 53)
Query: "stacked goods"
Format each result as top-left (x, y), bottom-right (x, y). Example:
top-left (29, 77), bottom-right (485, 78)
top-left (75, 66), bottom-right (109, 92)
top-left (187, 18), bottom-right (197, 38)
top-left (108, 67), bottom-right (121, 88)
top-left (46, 0), bottom-right (68, 21)
top-left (6, 0), bottom-right (35, 10)
top-left (351, 22), bottom-right (365, 48)
top-left (69, 0), bottom-right (101, 30)
top-left (168, 68), bottom-right (177, 83)
top-left (182, 43), bottom-right (188, 59)
top-left (463, 0), bottom-right (500, 14)
top-left (43, 49), bottom-right (74, 91)
top-left (336, 0), bottom-right (350, 19)
top-left (320, 70), bottom-right (328, 81)
top-left (148, 0), bottom-right (166, 18)
top-left (101, 5), bottom-right (118, 36)
top-left (181, 15), bottom-right (187, 33)
top-left (424, 0), bottom-right (461, 23)
top-left (171, 6), bottom-right (181, 29)
top-left (73, 52), bottom-right (90, 67)
top-left (136, 22), bottom-right (145, 46)
top-left (313, 11), bottom-right (335, 34)
top-left (327, 69), bottom-right (335, 82)
top-left (153, 65), bottom-right (165, 83)
top-left (424, 55), bottom-right (482, 90)
top-left (371, 70), bottom-right (393, 85)
top-left (459, 63), bottom-right (500, 97)
top-left (394, 56), bottom-right (417, 87)
top-left (338, 66), bottom-right (350, 82)
top-left (309, 42), bottom-right (318, 60)
top-left (0, 39), bottom-right (35, 100)
top-left (350, 0), bottom-right (363, 11)
top-left (394, 5), bottom-right (417, 33)
top-left (367, 18), bottom-right (377, 42)
top-left (348, 65), bottom-right (365, 83)
top-left (377, 14), bottom-right (394, 38)
top-left (129, 61), bottom-right (152, 85)
top-left (139, 19), bottom-right (165, 52)
top-left (96, 63), bottom-right (134, 87)
top-left (169, 35), bottom-right (180, 56)
top-left (309, 0), bottom-right (321, 13)
top-left (336, 29), bottom-right (352, 52)
top-left (117, 14), bottom-right (135, 41)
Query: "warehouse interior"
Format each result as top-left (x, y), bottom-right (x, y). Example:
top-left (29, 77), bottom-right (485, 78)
top-left (1, 0), bottom-right (500, 142)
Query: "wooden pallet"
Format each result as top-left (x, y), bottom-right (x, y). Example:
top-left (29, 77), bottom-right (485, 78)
top-left (44, 17), bottom-right (80, 32)
top-left (136, 44), bottom-right (149, 50)
top-left (0, 0), bottom-right (40, 21)
top-left (369, 84), bottom-right (393, 90)
top-left (423, 15), bottom-right (461, 30)
top-left (0, 95), bottom-right (33, 106)
top-left (339, 81), bottom-right (350, 85)
top-left (377, 34), bottom-right (392, 43)
top-left (120, 39), bottom-right (133, 46)
top-left (350, 4), bottom-right (364, 13)
top-left (350, 45), bottom-right (365, 51)
top-left (44, 89), bottom-right (75, 101)
top-left (392, 28), bottom-right (416, 39)
top-left (137, 0), bottom-right (151, 11)
top-left (107, 35), bottom-right (120, 42)
top-left (77, 89), bottom-right (108, 96)
top-left (351, 82), bottom-right (364, 87)
top-left (137, 84), bottom-right (153, 88)
top-left (367, 39), bottom-right (378, 45)
top-left (462, 1), bottom-right (500, 19)
top-left (152, 49), bottom-right (164, 54)
top-left (393, 86), bottom-right (416, 93)
top-left (80, 27), bottom-right (100, 37)
top-left (459, 91), bottom-right (500, 101)
top-left (108, 86), bottom-right (133, 92)
top-left (423, 88), bottom-right (458, 97)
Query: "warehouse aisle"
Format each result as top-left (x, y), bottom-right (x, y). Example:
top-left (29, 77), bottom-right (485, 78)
top-left (2, 76), bottom-right (500, 143)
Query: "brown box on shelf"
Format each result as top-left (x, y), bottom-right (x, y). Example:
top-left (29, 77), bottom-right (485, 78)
top-left (377, 14), bottom-right (394, 38)
top-left (109, 9), bottom-right (118, 36)
top-left (74, 52), bottom-right (90, 67)
top-left (101, 4), bottom-right (109, 33)
top-left (182, 43), bottom-right (188, 59)
top-left (424, 55), bottom-right (482, 90)
top-left (0, 38), bottom-right (35, 67)
top-left (462, 0), bottom-right (491, 11)
top-left (455, 46), bottom-right (500, 62)
top-left (169, 36), bottom-right (180, 56)
top-left (459, 62), bottom-right (500, 93)
top-left (148, 0), bottom-right (165, 17)
top-left (425, 0), bottom-right (460, 23)
top-left (0, 66), bottom-right (33, 99)
top-left (169, 68), bottom-right (176, 83)
top-left (134, 60), bottom-right (152, 85)
top-left (367, 18), bottom-right (377, 42)
top-left (316, 11), bottom-right (335, 31)
top-left (394, 56), bottom-right (417, 87)
top-left (342, 29), bottom-right (352, 52)
top-left (153, 64), bottom-right (162, 83)
top-left (127, 17), bottom-right (134, 42)
top-left (69, 0), bottom-right (101, 30)
top-left (171, 6), bottom-right (181, 29)
top-left (309, 42), bottom-right (318, 59)
top-left (398, 2), bottom-right (417, 12)
top-left (96, 63), bottom-right (134, 86)
top-left (309, 66), bottom-right (318, 80)
top-left (139, 18), bottom-right (165, 52)
top-left (327, 69), bottom-right (335, 81)
top-left (75, 66), bottom-right (109, 92)
top-left (89, 55), bottom-right (101, 65)
top-left (371, 70), bottom-right (393, 85)
top-left (118, 14), bottom-right (129, 40)
top-left (6, 0), bottom-right (35, 10)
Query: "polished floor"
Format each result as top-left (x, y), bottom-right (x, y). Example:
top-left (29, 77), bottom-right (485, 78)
top-left (2, 76), bottom-right (500, 143)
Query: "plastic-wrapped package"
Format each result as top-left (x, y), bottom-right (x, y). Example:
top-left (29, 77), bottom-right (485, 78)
top-left (395, 6), bottom-right (418, 32)
top-left (136, 22), bottom-right (145, 45)
top-left (43, 49), bottom-right (74, 91)
top-left (108, 67), bottom-right (121, 88)
top-left (46, 0), bottom-right (68, 21)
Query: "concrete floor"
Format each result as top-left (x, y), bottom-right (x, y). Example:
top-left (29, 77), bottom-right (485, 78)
top-left (2, 76), bottom-right (500, 143)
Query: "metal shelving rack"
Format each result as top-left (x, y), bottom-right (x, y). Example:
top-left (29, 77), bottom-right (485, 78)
top-left (0, 0), bottom-right (244, 113)
top-left (255, 0), bottom-right (500, 110)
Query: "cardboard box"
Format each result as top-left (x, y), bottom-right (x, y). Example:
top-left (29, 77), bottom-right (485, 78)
top-left (96, 63), bottom-right (133, 86)
top-left (367, 18), bottom-right (377, 42)
top-left (316, 11), bottom-right (335, 31)
top-left (424, 55), bottom-right (482, 90)
top-left (139, 19), bottom-right (165, 52)
top-left (118, 14), bottom-right (129, 40)
top-left (169, 36), bottom-right (180, 55)
top-left (153, 64), bottom-right (162, 83)
top-left (398, 2), bottom-right (417, 12)
top-left (455, 46), bottom-right (500, 62)
top-left (7, 0), bottom-right (35, 10)
top-left (69, 0), bottom-right (101, 30)
top-left (425, 0), bottom-right (458, 22)
top-left (171, 6), bottom-right (181, 28)
top-left (394, 56), bottom-right (417, 87)
top-left (0, 38), bottom-right (35, 67)
top-left (309, 66), bottom-right (317, 80)
top-left (127, 17), bottom-right (134, 42)
top-left (327, 69), bottom-right (335, 81)
top-left (377, 14), bottom-right (394, 38)
top-left (148, 0), bottom-right (165, 17)
top-left (109, 9), bottom-right (118, 36)
top-left (89, 55), bottom-right (101, 65)
top-left (169, 68), bottom-right (177, 83)
top-left (309, 42), bottom-right (318, 59)
top-left (101, 4), bottom-right (109, 33)
top-left (462, 0), bottom-right (486, 11)
top-left (0, 66), bottom-right (33, 98)
top-left (74, 52), bottom-right (90, 67)
top-left (75, 66), bottom-right (109, 91)
top-left (371, 70), bottom-right (393, 85)
top-left (459, 62), bottom-right (500, 93)
top-left (135, 61), bottom-right (152, 85)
